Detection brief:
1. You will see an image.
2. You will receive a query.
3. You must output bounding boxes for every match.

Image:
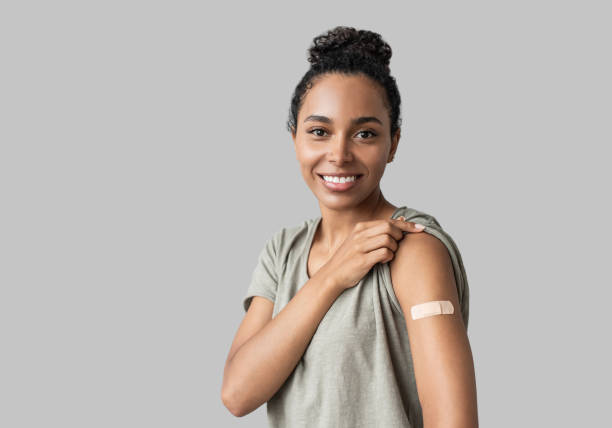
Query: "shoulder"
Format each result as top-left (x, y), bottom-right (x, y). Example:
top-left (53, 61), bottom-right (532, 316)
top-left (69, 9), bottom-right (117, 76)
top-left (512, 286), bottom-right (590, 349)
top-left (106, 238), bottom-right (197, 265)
top-left (393, 206), bottom-right (440, 229)
top-left (389, 231), bottom-right (460, 316)
top-left (262, 217), bottom-right (317, 260)
top-left (389, 206), bottom-right (454, 295)
top-left (390, 206), bottom-right (470, 328)
top-left (275, 218), bottom-right (312, 240)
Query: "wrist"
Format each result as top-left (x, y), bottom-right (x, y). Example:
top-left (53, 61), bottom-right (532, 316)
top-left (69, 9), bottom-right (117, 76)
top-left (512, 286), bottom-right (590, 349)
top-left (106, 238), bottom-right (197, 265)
top-left (312, 268), bottom-right (340, 295)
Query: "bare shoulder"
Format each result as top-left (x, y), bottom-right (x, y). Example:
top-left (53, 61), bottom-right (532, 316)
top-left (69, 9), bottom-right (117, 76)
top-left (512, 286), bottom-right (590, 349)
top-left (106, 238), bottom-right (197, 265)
top-left (389, 231), bottom-right (460, 310)
top-left (388, 232), bottom-right (477, 423)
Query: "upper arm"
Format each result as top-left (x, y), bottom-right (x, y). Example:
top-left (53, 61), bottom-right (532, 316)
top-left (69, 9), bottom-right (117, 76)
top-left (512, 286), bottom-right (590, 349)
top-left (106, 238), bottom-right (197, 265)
top-left (389, 232), bottom-right (478, 426)
top-left (226, 296), bottom-right (274, 364)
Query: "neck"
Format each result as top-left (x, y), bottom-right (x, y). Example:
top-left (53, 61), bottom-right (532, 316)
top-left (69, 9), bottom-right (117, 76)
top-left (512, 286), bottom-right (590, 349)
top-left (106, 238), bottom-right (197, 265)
top-left (316, 189), bottom-right (398, 255)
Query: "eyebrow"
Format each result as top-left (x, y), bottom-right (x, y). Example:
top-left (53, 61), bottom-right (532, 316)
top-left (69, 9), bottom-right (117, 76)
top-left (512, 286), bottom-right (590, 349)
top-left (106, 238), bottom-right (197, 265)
top-left (303, 114), bottom-right (383, 126)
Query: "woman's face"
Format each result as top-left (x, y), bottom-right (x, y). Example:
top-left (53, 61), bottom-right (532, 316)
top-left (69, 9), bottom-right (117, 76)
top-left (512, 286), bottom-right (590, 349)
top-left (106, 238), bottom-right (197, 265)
top-left (292, 72), bottom-right (400, 211)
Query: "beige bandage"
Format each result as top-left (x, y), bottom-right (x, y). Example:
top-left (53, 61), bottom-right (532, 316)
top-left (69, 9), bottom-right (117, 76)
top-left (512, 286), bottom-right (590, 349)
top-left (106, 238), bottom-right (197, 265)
top-left (410, 300), bottom-right (454, 320)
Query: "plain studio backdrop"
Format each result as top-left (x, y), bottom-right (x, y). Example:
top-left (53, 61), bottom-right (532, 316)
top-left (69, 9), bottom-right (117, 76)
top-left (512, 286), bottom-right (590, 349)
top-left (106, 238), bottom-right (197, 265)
top-left (1, 1), bottom-right (610, 427)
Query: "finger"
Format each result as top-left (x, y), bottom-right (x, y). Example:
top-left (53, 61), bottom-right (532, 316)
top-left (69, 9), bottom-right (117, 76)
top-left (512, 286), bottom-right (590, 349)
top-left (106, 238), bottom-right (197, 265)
top-left (392, 217), bottom-right (426, 233)
top-left (359, 220), bottom-right (405, 241)
top-left (367, 246), bottom-right (395, 265)
top-left (356, 217), bottom-right (425, 241)
top-left (360, 233), bottom-right (399, 254)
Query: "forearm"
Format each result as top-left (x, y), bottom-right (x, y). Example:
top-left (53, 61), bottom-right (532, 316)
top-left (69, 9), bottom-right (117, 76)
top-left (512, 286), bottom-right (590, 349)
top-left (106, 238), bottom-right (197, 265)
top-left (223, 274), bottom-right (341, 416)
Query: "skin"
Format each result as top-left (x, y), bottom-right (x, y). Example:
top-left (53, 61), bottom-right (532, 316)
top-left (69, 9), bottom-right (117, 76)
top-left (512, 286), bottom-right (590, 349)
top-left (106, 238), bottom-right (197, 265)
top-left (389, 232), bottom-right (479, 427)
top-left (222, 72), bottom-right (478, 426)
top-left (292, 73), bottom-right (478, 427)
top-left (291, 72), bottom-right (401, 260)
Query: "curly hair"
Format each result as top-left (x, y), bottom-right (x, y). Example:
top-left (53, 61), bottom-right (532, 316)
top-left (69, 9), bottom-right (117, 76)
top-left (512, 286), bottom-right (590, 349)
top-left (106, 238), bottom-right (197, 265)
top-left (287, 26), bottom-right (402, 138)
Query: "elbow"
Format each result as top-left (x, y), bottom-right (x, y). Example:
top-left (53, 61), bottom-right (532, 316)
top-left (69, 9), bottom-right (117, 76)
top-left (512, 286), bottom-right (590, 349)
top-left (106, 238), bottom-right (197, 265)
top-left (222, 357), bottom-right (247, 417)
top-left (222, 357), bottom-right (268, 417)
top-left (221, 385), bottom-right (247, 417)
top-left (221, 365), bottom-right (247, 417)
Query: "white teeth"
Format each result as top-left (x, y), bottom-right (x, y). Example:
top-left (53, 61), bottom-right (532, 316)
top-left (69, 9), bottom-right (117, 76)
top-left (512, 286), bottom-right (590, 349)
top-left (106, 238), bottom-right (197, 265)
top-left (323, 175), bottom-right (357, 183)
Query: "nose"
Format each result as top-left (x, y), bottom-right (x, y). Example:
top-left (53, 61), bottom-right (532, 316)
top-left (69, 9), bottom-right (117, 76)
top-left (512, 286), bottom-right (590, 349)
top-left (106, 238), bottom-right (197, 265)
top-left (328, 135), bottom-right (353, 166)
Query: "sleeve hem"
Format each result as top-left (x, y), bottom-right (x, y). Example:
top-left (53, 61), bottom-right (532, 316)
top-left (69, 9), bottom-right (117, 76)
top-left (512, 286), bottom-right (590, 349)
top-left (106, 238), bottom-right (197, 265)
top-left (243, 292), bottom-right (275, 312)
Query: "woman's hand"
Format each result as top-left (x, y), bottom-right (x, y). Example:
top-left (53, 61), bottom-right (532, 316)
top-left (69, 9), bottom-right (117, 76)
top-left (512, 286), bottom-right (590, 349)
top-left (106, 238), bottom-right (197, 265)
top-left (314, 216), bottom-right (426, 292)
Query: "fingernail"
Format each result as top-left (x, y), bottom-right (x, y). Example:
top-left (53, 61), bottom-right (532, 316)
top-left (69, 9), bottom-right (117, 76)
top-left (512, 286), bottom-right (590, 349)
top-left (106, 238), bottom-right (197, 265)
top-left (414, 223), bottom-right (425, 230)
top-left (398, 216), bottom-right (406, 221)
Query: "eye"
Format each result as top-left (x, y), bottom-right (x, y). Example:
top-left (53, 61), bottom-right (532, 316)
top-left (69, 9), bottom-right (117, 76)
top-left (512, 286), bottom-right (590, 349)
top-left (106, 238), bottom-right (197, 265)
top-left (308, 128), bottom-right (328, 137)
top-left (307, 128), bottom-right (378, 139)
top-left (356, 130), bottom-right (377, 139)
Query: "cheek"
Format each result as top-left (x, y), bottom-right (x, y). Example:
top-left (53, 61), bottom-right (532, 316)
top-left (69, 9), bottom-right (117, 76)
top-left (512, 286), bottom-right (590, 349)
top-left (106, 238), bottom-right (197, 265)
top-left (296, 143), bottom-right (323, 166)
top-left (360, 147), bottom-right (389, 170)
top-left (366, 147), bottom-right (387, 161)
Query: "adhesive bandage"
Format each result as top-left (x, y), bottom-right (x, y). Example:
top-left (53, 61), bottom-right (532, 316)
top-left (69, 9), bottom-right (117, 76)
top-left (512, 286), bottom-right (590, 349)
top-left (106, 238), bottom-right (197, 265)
top-left (410, 300), bottom-right (454, 320)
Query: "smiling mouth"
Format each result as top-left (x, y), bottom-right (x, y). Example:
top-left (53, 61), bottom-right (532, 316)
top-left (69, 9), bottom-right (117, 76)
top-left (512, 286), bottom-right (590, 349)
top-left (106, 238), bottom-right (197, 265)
top-left (316, 174), bottom-right (364, 181)
top-left (316, 174), bottom-right (364, 191)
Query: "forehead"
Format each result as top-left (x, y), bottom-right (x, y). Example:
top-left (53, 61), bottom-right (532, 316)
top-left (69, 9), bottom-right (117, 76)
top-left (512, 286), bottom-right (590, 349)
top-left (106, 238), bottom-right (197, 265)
top-left (299, 73), bottom-right (388, 124)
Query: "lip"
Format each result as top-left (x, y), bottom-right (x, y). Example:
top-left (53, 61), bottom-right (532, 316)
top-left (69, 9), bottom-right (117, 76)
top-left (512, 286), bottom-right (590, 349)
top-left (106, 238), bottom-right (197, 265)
top-left (317, 173), bottom-right (363, 192)
top-left (316, 172), bottom-right (363, 177)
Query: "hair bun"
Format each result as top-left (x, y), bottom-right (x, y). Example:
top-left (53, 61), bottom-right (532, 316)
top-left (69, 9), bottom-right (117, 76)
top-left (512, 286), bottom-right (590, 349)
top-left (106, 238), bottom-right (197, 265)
top-left (307, 26), bottom-right (392, 72)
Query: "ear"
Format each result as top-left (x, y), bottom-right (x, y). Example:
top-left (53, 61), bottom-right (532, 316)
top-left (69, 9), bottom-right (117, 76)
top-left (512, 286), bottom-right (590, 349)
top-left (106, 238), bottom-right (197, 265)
top-left (388, 128), bottom-right (400, 162)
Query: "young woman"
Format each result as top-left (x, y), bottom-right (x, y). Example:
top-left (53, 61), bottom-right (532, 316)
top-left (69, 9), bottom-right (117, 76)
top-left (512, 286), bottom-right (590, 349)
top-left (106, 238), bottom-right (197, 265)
top-left (222, 26), bottom-right (478, 428)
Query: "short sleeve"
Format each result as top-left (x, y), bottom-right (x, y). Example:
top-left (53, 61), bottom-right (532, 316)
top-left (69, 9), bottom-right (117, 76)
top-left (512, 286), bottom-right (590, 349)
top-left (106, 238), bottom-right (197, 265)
top-left (389, 208), bottom-right (471, 330)
top-left (242, 232), bottom-right (280, 312)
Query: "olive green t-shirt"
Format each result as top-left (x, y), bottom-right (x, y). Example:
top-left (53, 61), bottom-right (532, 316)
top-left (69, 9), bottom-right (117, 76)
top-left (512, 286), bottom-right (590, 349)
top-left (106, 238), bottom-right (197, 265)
top-left (242, 206), bottom-right (470, 428)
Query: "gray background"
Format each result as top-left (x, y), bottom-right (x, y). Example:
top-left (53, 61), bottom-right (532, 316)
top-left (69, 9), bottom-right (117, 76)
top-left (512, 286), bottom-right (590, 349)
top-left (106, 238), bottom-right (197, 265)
top-left (1, 0), bottom-right (610, 427)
